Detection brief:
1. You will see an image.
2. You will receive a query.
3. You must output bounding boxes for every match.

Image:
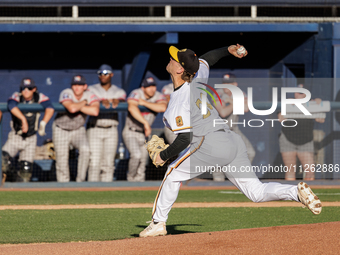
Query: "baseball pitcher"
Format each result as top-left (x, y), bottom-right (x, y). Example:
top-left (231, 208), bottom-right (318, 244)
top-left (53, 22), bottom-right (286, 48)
top-left (140, 45), bottom-right (322, 238)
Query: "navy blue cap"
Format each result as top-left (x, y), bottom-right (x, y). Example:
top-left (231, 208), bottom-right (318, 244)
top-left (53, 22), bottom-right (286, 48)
top-left (20, 78), bottom-right (36, 88)
top-left (71, 75), bottom-right (86, 85)
top-left (97, 64), bottom-right (113, 75)
top-left (141, 77), bottom-right (157, 87)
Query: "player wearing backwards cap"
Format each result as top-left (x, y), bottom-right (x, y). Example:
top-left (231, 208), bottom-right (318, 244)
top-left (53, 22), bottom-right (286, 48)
top-left (52, 75), bottom-right (100, 182)
top-left (139, 45), bottom-right (322, 237)
top-left (123, 77), bottom-right (167, 182)
top-left (86, 64), bottom-right (126, 182)
top-left (2, 78), bottom-right (54, 182)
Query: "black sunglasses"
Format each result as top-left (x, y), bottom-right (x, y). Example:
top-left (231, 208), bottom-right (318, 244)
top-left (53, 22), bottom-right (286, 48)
top-left (20, 87), bottom-right (35, 91)
top-left (98, 73), bottom-right (110, 76)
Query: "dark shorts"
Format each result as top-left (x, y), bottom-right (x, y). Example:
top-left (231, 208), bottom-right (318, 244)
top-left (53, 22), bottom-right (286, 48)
top-left (279, 133), bottom-right (314, 153)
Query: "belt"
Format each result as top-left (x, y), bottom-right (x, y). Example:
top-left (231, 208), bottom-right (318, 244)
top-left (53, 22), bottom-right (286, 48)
top-left (56, 125), bottom-right (74, 131)
top-left (87, 123), bottom-right (113, 129)
top-left (97, 125), bottom-right (113, 128)
top-left (129, 127), bottom-right (144, 134)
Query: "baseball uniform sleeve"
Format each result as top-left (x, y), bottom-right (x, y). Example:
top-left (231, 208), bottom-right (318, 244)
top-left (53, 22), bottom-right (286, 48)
top-left (199, 46), bottom-right (230, 67)
top-left (162, 84), bottom-right (174, 95)
top-left (87, 86), bottom-right (94, 94)
top-left (7, 99), bottom-right (18, 111)
top-left (168, 105), bottom-right (191, 134)
top-left (8, 92), bottom-right (20, 102)
top-left (116, 88), bottom-right (127, 101)
top-left (159, 132), bottom-right (192, 161)
top-left (7, 92), bottom-right (20, 111)
top-left (39, 93), bottom-right (54, 109)
top-left (155, 92), bottom-right (167, 103)
top-left (195, 59), bottom-right (210, 80)
top-left (86, 91), bottom-right (100, 105)
top-left (59, 89), bottom-right (73, 103)
top-left (127, 89), bottom-right (140, 102)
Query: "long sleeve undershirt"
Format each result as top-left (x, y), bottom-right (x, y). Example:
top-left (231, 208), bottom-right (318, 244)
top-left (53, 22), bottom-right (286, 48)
top-left (200, 46), bottom-right (230, 67)
top-left (159, 132), bottom-right (192, 161)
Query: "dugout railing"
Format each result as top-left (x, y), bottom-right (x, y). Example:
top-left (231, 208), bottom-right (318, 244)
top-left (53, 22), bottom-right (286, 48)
top-left (1, 101), bottom-right (340, 184)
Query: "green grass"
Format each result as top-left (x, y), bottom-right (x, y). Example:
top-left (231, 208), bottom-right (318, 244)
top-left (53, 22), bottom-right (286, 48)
top-left (0, 189), bottom-right (338, 244)
top-left (0, 189), bottom-right (339, 205)
top-left (0, 207), bottom-right (339, 244)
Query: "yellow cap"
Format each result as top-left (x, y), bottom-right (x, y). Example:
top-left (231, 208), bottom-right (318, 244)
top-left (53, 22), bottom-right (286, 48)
top-left (169, 46), bottom-right (179, 62)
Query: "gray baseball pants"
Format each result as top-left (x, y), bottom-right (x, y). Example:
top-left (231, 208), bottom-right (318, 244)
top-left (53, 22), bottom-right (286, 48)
top-left (87, 126), bottom-right (118, 182)
top-left (53, 123), bottom-right (90, 182)
top-left (122, 127), bottom-right (148, 182)
top-left (2, 129), bottom-right (37, 162)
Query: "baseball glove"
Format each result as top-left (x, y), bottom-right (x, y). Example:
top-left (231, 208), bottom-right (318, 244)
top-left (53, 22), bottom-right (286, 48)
top-left (46, 142), bottom-right (56, 160)
top-left (145, 135), bottom-right (169, 167)
top-left (1, 173), bottom-right (6, 186)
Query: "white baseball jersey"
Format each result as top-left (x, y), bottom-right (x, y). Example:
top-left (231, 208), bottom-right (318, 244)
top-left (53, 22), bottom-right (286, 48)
top-left (216, 88), bottom-right (248, 131)
top-left (161, 83), bottom-right (177, 144)
top-left (163, 59), bottom-right (229, 136)
top-left (161, 83), bottom-right (174, 95)
top-left (125, 88), bottom-right (166, 132)
top-left (87, 83), bottom-right (126, 127)
top-left (54, 88), bottom-right (99, 130)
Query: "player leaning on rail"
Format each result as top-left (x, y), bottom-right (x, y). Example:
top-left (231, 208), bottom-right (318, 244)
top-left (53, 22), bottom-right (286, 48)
top-left (141, 44), bottom-right (322, 238)
top-left (2, 78), bottom-right (54, 183)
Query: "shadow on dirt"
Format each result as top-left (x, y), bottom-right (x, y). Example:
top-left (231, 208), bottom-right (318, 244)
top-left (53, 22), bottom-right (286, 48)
top-left (131, 224), bottom-right (202, 237)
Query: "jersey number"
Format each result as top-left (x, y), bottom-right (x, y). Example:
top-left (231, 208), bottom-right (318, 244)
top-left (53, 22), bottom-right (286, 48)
top-left (196, 93), bottom-right (213, 119)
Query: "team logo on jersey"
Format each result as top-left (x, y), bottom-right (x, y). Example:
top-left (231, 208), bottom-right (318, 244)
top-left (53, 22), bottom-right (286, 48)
top-left (62, 93), bottom-right (70, 99)
top-left (176, 116), bottom-right (183, 127)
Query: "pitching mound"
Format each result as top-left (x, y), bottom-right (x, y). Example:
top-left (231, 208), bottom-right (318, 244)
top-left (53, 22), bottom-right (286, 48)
top-left (0, 221), bottom-right (338, 255)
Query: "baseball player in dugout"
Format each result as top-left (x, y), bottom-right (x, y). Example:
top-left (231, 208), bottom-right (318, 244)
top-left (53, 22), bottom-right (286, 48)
top-left (140, 44), bottom-right (322, 238)
top-left (52, 75), bottom-right (100, 182)
top-left (86, 64), bottom-right (126, 182)
top-left (122, 77), bottom-right (167, 182)
top-left (2, 78), bottom-right (54, 183)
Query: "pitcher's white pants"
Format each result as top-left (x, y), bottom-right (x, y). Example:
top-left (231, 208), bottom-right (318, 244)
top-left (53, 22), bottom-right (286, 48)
top-left (152, 130), bottom-right (299, 222)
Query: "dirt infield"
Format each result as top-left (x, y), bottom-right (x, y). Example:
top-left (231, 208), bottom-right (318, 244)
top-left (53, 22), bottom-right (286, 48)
top-left (0, 221), bottom-right (338, 255)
